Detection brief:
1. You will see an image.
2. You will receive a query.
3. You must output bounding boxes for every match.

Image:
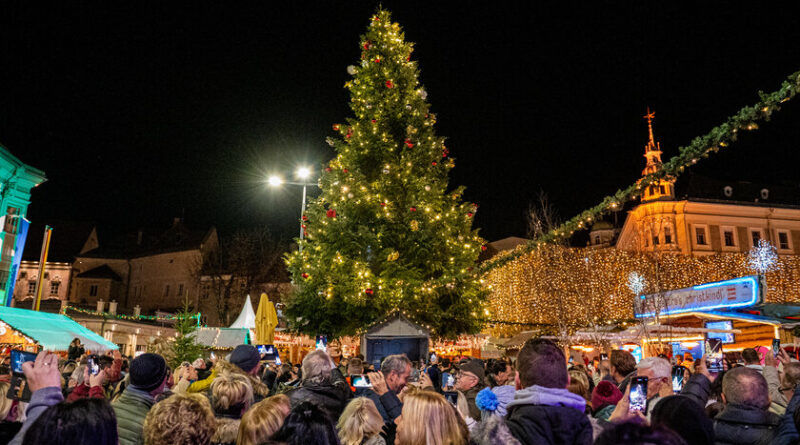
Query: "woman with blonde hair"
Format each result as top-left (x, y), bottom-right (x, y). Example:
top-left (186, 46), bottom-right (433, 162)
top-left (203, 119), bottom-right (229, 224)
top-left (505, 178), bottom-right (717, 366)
top-left (337, 397), bottom-right (386, 445)
top-left (567, 369), bottom-right (592, 413)
top-left (143, 392), bottom-right (217, 445)
top-left (236, 394), bottom-right (291, 445)
top-left (210, 371), bottom-right (255, 445)
top-left (396, 391), bottom-right (468, 445)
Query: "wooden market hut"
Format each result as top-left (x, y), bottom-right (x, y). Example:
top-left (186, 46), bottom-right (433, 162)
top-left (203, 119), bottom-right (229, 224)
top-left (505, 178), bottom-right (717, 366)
top-left (361, 313), bottom-right (430, 370)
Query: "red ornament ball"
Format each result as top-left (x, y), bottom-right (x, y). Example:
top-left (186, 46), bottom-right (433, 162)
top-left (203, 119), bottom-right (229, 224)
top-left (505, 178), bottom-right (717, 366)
top-left (365, 288), bottom-right (374, 296)
top-left (431, 161), bottom-right (437, 166)
top-left (374, 58), bottom-right (381, 63)
top-left (467, 212), bottom-right (474, 218)
top-left (342, 168), bottom-right (349, 173)
top-left (442, 148), bottom-right (450, 158)
top-left (410, 206), bottom-right (417, 212)
top-left (371, 119), bottom-right (377, 123)
top-left (301, 273), bottom-right (309, 279)
top-left (405, 139), bottom-right (414, 148)
top-left (386, 80), bottom-right (394, 88)
top-left (380, 202), bottom-right (386, 207)
top-left (481, 245), bottom-right (487, 251)
top-left (363, 41), bottom-right (372, 50)
top-left (332, 124), bottom-right (340, 131)
top-left (326, 209), bottom-right (337, 218)
top-left (302, 215), bottom-right (308, 221)
top-left (325, 167), bottom-right (332, 172)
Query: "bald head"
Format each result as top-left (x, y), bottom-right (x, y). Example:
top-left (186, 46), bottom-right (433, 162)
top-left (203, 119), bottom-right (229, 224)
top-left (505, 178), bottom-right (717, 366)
top-left (722, 367), bottom-right (769, 409)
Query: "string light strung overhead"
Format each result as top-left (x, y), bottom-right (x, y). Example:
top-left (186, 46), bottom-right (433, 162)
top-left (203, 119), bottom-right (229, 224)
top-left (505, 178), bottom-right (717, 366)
top-left (485, 244), bottom-right (800, 337)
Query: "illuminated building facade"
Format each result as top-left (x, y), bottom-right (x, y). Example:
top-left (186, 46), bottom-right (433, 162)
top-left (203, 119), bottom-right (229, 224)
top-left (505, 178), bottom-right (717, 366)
top-left (0, 144), bottom-right (46, 305)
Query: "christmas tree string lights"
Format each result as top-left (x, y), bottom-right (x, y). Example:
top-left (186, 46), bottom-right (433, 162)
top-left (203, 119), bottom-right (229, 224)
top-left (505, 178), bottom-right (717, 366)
top-left (285, 8), bottom-right (487, 339)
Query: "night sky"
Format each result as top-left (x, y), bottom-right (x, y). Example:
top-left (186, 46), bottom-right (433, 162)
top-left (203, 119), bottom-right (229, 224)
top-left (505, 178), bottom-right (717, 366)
top-left (2, 3), bottom-right (800, 243)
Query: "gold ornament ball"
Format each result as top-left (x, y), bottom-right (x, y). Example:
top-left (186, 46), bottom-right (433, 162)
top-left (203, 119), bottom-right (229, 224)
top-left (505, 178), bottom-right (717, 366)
top-left (410, 220), bottom-right (420, 231)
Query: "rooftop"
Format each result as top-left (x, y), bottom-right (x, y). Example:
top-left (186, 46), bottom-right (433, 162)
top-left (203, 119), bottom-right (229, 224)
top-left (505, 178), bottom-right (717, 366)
top-left (79, 219), bottom-right (215, 260)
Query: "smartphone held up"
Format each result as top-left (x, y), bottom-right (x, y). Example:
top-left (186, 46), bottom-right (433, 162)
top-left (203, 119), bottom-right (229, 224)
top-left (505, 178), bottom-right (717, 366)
top-left (351, 374), bottom-right (372, 388)
top-left (671, 365), bottom-right (687, 392)
top-left (628, 376), bottom-right (648, 414)
top-left (705, 338), bottom-right (723, 374)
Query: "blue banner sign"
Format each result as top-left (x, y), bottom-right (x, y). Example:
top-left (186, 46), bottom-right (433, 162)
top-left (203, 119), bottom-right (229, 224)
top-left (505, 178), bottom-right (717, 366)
top-left (4, 218), bottom-right (30, 306)
top-left (634, 275), bottom-right (761, 319)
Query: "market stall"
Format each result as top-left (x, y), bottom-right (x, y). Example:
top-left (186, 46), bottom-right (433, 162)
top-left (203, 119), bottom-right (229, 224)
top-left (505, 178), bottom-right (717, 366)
top-left (362, 313), bottom-right (429, 369)
top-left (430, 335), bottom-right (489, 360)
top-left (634, 275), bottom-right (800, 360)
top-left (0, 305), bottom-right (117, 352)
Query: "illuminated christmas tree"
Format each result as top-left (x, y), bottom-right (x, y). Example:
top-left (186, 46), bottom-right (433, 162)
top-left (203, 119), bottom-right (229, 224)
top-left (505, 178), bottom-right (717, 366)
top-left (285, 9), bottom-right (487, 338)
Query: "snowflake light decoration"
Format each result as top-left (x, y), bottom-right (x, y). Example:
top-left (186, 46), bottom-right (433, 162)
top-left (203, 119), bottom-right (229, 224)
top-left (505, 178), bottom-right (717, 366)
top-left (627, 271), bottom-right (647, 295)
top-left (748, 239), bottom-right (778, 274)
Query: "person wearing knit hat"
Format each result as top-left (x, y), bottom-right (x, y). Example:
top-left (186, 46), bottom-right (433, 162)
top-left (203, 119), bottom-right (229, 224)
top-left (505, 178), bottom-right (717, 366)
top-left (230, 345), bottom-right (262, 376)
top-left (591, 380), bottom-right (623, 421)
top-left (112, 353), bottom-right (170, 445)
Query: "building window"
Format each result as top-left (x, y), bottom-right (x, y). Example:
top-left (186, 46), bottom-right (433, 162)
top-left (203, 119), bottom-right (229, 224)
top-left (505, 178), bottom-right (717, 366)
top-left (664, 227), bottom-right (673, 244)
top-left (164, 285), bottom-right (170, 297)
top-left (777, 230), bottom-right (792, 250)
top-left (594, 235), bottom-right (600, 245)
top-left (27, 281), bottom-right (36, 295)
top-left (3, 207), bottom-right (20, 234)
top-left (89, 285), bottom-right (98, 297)
top-left (659, 185), bottom-right (665, 194)
top-left (50, 282), bottom-right (60, 295)
top-left (652, 235), bottom-right (660, 246)
top-left (751, 230), bottom-right (762, 247)
top-left (695, 227), bottom-right (707, 245)
top-left (178, 283), bottom-right (184, 296)
top-left (724, 230), bottom-right (735, 247)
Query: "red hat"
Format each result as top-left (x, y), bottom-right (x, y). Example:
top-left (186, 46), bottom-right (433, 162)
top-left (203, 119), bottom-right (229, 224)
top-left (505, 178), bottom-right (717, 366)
top-left (592, 380), bottom-right (623, 412)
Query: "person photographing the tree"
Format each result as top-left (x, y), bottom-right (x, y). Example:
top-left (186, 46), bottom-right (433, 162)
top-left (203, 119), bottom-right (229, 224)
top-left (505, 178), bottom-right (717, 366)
top-left (363, 354), bottom-right (413, 444)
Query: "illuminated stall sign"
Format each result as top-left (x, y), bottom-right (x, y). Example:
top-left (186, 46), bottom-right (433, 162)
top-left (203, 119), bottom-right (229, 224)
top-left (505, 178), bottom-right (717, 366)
top-left (634, 276), bottom-right (762, 319)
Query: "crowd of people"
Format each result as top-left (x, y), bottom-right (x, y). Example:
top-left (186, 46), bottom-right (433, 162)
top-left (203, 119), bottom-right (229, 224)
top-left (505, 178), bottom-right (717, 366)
top-left (3, 337), bottom-right (800, 444)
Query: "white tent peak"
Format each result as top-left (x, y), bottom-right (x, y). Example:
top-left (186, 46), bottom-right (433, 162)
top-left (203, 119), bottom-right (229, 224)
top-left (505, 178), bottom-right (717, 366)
top-left (229, 294), bottom-right (256, 329)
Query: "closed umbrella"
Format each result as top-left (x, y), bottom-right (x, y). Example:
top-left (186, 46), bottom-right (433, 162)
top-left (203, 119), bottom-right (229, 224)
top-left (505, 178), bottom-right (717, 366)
top-left (255, 293), bottom-right (278, 344)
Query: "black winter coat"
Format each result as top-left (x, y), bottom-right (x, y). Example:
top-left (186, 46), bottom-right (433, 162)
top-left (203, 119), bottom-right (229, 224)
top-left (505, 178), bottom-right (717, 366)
top-left (505, 403), bottom-right (593, 445)
top-left (285, 369), bottom-right (352, 423)
top-left (713, 403), bottom-right (780, 445)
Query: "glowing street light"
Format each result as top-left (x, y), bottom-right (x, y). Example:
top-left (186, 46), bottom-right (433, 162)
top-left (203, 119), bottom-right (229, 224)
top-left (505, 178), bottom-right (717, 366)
top-left (296, 167), bottom-right (311, 180)
top-left (267, 166), bottom-right (316, 250)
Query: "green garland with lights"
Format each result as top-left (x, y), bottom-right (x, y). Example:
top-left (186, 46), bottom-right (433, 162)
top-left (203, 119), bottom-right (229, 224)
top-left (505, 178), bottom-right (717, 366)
top-left (481, 69), bottom-right (800, 273)
top-left (285, 8), bottom-right (487, 339)
top-left (63, 305), bottom-right (201, 324)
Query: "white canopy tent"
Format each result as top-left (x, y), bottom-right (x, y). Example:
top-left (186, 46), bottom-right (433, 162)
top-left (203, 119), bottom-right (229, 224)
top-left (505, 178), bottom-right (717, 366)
top-left (229, 295), bottom-right (256, 329)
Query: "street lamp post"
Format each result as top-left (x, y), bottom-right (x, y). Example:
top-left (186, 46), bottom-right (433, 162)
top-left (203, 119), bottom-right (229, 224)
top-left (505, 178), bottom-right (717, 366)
top-left (268, 167), bottom-right (315, 251)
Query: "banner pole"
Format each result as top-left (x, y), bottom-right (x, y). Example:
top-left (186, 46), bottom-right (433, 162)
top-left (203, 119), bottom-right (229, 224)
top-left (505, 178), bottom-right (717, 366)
top-left (33, 226), bottom-right (52, 311)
